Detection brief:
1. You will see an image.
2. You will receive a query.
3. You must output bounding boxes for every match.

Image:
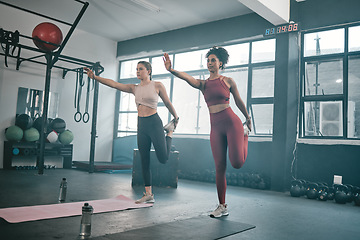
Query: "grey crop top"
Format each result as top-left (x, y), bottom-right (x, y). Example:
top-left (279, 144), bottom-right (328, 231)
top-left (134, 81), bottom-right (159, 109)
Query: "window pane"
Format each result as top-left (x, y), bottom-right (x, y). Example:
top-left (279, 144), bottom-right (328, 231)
top-left (223, 67), bottom-right (248, 121)
top-left (348, 57), bottom-right (360, 138)
top-left (120, 58), bottom-right (148, 79)
top-left (198, 92), bottom-right (211, 134)
top-left (197, 74), bottom-right (210, 134)
top-left (152, 55), bottom-right (172, 75)
top-left (172, 76), bottom-right (201, 134)
top-left (304, 101), bottom-right (318, 136)
top-left (157, 106), bottom-right (169, 125)
top-left (118, 112), bottom-right (138, 132)
top-left (349, 25), bottom-right (360, 52)
top-left (153, 76), bottom-right (171, 103)
top-left (304, 29), bottom-right (344, 57)
top-left (252, 66), bottom-right (275, 98)
top-left (252, 104), bottom-right (273, 134)
top-left (174, 50), bottom-right (208, 71)
top-left (304, 101), bottom-right (343, 137)
top-left (154, 76), bottom-right (172, 122)
top-left (120, 92), bottom-right (136, 112)
top-left (251, 39), bottom-right (275, 63)
top-left (226, 43), bottom-right (250, 66)
top-left (304, 59), bottom-right (343, 96)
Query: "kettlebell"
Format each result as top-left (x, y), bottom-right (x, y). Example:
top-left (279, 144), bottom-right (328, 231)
top-left (327, 187), bottom-right (335, 201)
top-left (290, 180), bottom-right (303, 197)
top-left (334, 184), bottom-right (348, 204)
top-left (306, 182), bottom-right (319, 199)
top-left (353, 187), bottom-right (360, 206)
top-left (318, 184), bottom-right (328, 201)
top-left (299, 180), bottom-right (307, 196)
top-left (344, 184), bottom-right (354, 203)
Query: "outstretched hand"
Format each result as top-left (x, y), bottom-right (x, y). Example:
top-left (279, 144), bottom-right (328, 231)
top-left (84, 67), bottom-right (95, 80)
top-left (163, 53), bottom-right (172, 72)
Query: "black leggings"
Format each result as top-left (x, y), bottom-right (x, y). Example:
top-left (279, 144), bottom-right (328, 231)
top-left (137, 113), bottom-right (172, 186)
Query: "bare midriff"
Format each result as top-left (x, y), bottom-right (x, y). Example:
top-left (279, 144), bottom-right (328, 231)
top-left (137, 105), bottom-right (157, 117)
top-left (208, 103), bottom-right (230, 114)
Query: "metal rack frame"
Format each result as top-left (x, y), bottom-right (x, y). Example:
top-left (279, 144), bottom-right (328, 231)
top-left (0, 0), bottom-right (103, 174)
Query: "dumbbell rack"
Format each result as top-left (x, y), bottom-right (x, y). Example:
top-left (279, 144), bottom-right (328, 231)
top-left (3, 141), bottom-right (73, 170)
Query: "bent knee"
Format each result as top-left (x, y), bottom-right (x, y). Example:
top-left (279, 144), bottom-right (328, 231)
top-left (231, 160), bottom-right (245, 169)
top-left (158, 157), bottom-right (168, 164)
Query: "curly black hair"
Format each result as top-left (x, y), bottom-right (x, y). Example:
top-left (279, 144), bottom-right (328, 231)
top-left (205, 46), bottom-right (229, 70)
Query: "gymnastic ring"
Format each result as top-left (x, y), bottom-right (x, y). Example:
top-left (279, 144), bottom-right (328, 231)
top-left (74, 111), bottom-right (82, 122)
top-left (82, 112), bottom-right (90, 123)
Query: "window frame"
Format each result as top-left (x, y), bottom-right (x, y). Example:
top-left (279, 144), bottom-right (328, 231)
top-left (299, 23), bottom-right (360, 139)
top-left (115, 38), bottom-right (276, 138)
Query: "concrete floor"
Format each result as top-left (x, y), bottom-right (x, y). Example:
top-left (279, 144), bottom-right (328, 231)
top-left (0, 168), bottom-right (359, 240)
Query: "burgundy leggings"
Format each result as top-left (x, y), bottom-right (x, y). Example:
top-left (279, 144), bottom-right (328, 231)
top-left (210, 107), bottom-right (248, 204)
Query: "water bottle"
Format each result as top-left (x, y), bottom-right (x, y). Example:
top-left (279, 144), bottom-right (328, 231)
top-left (58, 178), bottom-right (67, 203)
top-left (79, 203), bottom-right (93, 239)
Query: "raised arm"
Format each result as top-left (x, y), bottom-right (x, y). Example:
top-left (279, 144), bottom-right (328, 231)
top-left (163, 53), bottom-right (204, 90)
top-left (84, 67), bottom-right (134, 94)
top-left (227, 77), bottom-right (252, 131)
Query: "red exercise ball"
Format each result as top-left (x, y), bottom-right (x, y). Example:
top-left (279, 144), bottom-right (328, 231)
top-left (32, 22), bottom-right (63, 52)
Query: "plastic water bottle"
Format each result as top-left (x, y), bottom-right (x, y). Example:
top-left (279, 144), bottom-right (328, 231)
top-left (79, 203), bottom-right (93, 239)
top-left (58, 178), bottom-right (67, 203)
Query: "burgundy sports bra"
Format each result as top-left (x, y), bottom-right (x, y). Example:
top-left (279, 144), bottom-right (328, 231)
top-left (203, 77), bottom-right (230, 107)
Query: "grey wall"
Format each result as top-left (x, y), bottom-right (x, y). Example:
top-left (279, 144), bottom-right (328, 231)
top-left (292, 0), bottom-right (360, 31)
top-left (113, 136), bottom-right (273, 182)
top-left (117, 13), bottom-right (273, 58)
top-left (297, 143), bottom-right (360, 186)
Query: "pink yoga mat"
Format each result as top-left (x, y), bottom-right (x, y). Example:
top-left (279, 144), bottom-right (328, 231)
top-left (0, 195), bottom-right (152, 223)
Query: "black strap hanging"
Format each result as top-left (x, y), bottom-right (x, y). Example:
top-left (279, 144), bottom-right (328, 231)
top-left (82, 75), bottom-right (91, 123)
top-left (74, 68), bottom-right (85, 122)
top-left (74, 67), bottom-right (94, 123)
top-left (1, 29), bottom-right (19, 67)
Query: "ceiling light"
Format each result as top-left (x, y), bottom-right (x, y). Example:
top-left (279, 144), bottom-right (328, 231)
top-left (131, 0), bottom-right (160, 13)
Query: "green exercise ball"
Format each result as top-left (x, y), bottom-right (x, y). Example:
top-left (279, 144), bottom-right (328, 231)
top-left (58, 129), bottom-right (74, 144)
top-left (24, 127), bottom-right (40, 142)
top-left (5, 125), bottom-right (24, 141)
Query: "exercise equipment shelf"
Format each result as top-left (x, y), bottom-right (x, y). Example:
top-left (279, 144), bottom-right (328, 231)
top-left (3, 141), bottom-right (73, 170)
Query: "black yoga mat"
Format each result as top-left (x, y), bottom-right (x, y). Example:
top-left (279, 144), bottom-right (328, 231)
top-left (93, 215), bottom-right (255, 240)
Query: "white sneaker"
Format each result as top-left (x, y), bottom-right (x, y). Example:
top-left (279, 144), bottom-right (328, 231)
top-left (135, 193), bottom-right (155, 204)
top-left (243, 123), bottom-right (250, 136)
top-left (210, 204), bottom-right (229, 218)
top-left (164, 118), bottom-right (178, 132)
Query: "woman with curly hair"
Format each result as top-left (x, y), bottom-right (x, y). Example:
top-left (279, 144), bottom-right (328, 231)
top-left (163, 46), bottom-right (251, 217)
